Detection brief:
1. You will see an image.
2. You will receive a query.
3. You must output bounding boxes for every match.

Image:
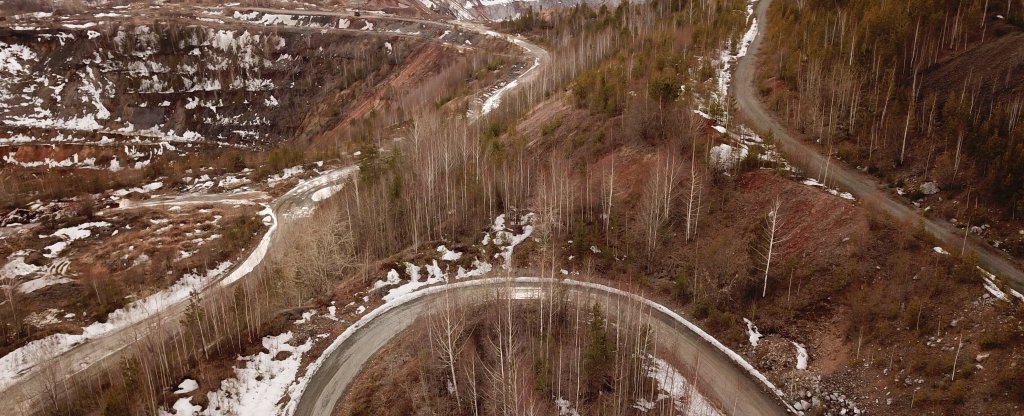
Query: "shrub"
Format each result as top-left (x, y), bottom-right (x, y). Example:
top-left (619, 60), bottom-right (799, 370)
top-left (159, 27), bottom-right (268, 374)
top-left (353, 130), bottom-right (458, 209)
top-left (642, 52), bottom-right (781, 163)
top-left (979, 325), bottom-right (1019, 350)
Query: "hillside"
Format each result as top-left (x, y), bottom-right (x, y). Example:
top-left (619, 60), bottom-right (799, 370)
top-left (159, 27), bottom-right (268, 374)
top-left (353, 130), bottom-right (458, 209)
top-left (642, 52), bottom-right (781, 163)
top-left (1, 1), bottom-right (1023, 416)
top-left (756, 0), bottom-right (1024, 259)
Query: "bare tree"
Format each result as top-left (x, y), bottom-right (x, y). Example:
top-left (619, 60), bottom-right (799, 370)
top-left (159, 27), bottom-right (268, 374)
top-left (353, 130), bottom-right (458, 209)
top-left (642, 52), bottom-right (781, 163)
top-left (429, 285), bottom-right (466, 406)
top-left (755, 197), bottom-right (787, 297)
top-left (685, 146), bottom-right (703, 241)
top-left (641, 151), bottom-right (681, 258)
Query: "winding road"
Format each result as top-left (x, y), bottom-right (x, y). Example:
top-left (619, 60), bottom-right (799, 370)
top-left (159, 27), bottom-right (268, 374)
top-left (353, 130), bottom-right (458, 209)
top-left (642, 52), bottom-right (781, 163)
top-left (0, 7), bottom-right (549, 415)
top-left (0, 2), bottom-right (906, 415)
top-left (291, 278), bottom-right (793, 416)
top-left (732, 0), bottom-right (1024, 291)
top-left (0, 166), bottom-right (358, 415)
top-left (222, 6), bottom-right (550, 119)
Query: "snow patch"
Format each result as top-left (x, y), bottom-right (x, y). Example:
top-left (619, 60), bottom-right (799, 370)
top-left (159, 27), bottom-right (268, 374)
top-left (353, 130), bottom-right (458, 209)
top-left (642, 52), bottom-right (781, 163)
top-left (175, 379), bottom-right (199, 395)
top-left (643, 355), bottom-right (723, 415)
top-left (743, 318), bottom-right (762, 347)
top-left (196, 332), bottom-right (313, 415)
top-left (709, 143), bottom-right (748, 171)
top-left (436, 245), bottom-right (462, 261)
top-left (793, 342), bottom-right (808, 370)
top-left (801, 178), bottom-right (855, 201)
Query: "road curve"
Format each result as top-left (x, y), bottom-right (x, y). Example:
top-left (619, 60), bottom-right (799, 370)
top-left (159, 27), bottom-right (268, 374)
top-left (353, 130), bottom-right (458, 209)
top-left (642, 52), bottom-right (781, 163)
top-left (0, 167), bottom-right (358, 414)
top-left (225, 7), bottom-right (551, 119)
top-left (290, 278), bottom-right (795, 416)
top-left (732, 0), bottom-right (1024, 291)
top-left (0, 8), bottom-right (550, 414)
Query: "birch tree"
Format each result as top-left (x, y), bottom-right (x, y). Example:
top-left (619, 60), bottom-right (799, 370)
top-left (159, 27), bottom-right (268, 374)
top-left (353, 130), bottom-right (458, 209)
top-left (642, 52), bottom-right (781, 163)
top-left (429, 285), bottom-right (466, 406)
top-left (755, 197), bottom-right (787, 297)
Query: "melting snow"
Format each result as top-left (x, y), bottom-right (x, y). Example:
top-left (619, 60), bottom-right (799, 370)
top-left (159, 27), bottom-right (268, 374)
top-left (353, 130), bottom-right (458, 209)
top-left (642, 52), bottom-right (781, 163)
top-left (743, 318), bottom-right (762, 347)
top-left (709, 143), bottom-right (748, 171)
top-left (483, 213), bottom-right (536, 270)
top-left (192, 332), bottom-right (313, 415)
top-left (1, 251), bottom-right (40, 279)
top-left (642, 355), bottom-right (723, 415)
top-left (555, 397), bottom-right (581, 416)
top-left (175, 379), bottom-right (199, 395)
top-left (800, 178), bottom-right (855, 201)
top-left (18, 275), bottom-right (74, 294)
top-left (0, 262), bottom-right (234, 391)
top-left (436, 245), bottom-right (462, 261)
top-left (42, 221), bottom-right (111, 258)
top-left (112, 181), bottom-right (163, 197)
top-left (793, 342), bottom-right (808, 370)
top-left (380, 260), bottom-right (446, 302)
top-left (310, 184), bottom-right (342, 202)
top-left (979, 267), bottom-right (1024, 303)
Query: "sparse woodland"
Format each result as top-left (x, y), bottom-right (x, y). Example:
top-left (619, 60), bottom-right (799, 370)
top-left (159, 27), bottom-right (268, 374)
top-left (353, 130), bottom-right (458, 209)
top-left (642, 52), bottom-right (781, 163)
top-left (345, 287), bottom-right (719, 415)
top-left (9, 0), bottom-right (1024, 415)
top-left (759, 0), bottom-right (1024, 218)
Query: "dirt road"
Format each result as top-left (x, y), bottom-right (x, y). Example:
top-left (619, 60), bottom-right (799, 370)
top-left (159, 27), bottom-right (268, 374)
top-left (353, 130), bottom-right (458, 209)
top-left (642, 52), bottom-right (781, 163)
top-left (732, 0), bottom-right (1024, 291)
top-left (0, 167), bottom-right (357, 414)
top-left (291, 278), bottom-right (794, 416)
top-left (228, 7), bottom-right (551, 119)
top-left (0, 8), bottom-right (549, 414)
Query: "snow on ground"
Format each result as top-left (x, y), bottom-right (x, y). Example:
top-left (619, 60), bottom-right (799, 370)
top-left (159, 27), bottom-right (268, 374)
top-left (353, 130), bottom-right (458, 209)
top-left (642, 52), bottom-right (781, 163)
top-left (555, 397), bottom-right (581, 416)
top-left (743, 318), bottom-right (762, 347)
top-left (217, 175), bottom-right (250, 189)
top-left (18, 275), bottom-right (74, 294)
top-left (112, 181), bottom-right (164, 198)
top-left (478, 78), bottom-right (518, 116)
top-left (472, 32), bottom-right (541, 118)
top-left (0, 261), bottom-right (232, 391)
top-left (294, 311), bottom-right (315, 325)
top-left (310, 184), bottom-right (342, 202)
top-left (482, 212), bottom-right (536, 270)
top-left (165, 397), bottom-right (202, 416)
top-left (267, 166), bottom-right (304, 184)
top-left (24, 309), bottom-right (64, 327)
top-left (933, 246), bottom-right (950, 255)
top-left (42, 221), bottom-right (111, 257)
top-left (282, 166), bottom-right (357, 217)
top-left (792, 342), bottom-right (808, 370)
top-left (709, 143), bottom-right (747, 171)
top-left (3, 152), bottom-right (100, 169)
top-left (694, 0), bottom-right (758, 121)
top-left (0, 41), bottom-right (37, 74)
top-left (455, 258), bottom-right (493, 279)
top-left (219, 206), bottom-right (274, 287)
top-left (1, 251), bottom-right (39, 279)
top-left (165, 332), bottom-right (313, 416)
top-left (175, 379), bottom-right (199, 395)
top-left (1, 24), bottom-right (288, 145)
top-left (978, 267), bottom-right (1024, 303)
top-left (379, 260), bottom-right (446, 302)
top-left (642, 355), bottom-right (723, 415)
top-left (436, 245), bottom-right (462, 261)
top-left (3, 185), bottom-right (276, 395)
top-left (282, 277), bottom-right (795, 415)
top-left (800, 178), bottom-right (855, 201)
top-left (373, 268), bottom-right (402, 291)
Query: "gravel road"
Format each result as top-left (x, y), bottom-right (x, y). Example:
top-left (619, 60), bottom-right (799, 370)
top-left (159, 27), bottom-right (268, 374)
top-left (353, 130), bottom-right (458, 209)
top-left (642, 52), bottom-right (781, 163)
top-left (732, 0), bottom-right (1024, 292)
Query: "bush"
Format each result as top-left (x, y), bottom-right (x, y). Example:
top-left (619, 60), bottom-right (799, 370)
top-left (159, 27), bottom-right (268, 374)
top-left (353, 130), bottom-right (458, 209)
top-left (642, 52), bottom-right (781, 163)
top-left (995, 358), bottom-right (1024, 401)
top-left (672, 271), bottom-right (691, 304)
top-left (979, 325), bottom-right (1019, 350)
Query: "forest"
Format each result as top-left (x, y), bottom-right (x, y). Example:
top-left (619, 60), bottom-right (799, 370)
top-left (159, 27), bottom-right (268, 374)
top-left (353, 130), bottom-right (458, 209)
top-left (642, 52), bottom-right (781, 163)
top-left (758, 0), bottom-right (1024, 217)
